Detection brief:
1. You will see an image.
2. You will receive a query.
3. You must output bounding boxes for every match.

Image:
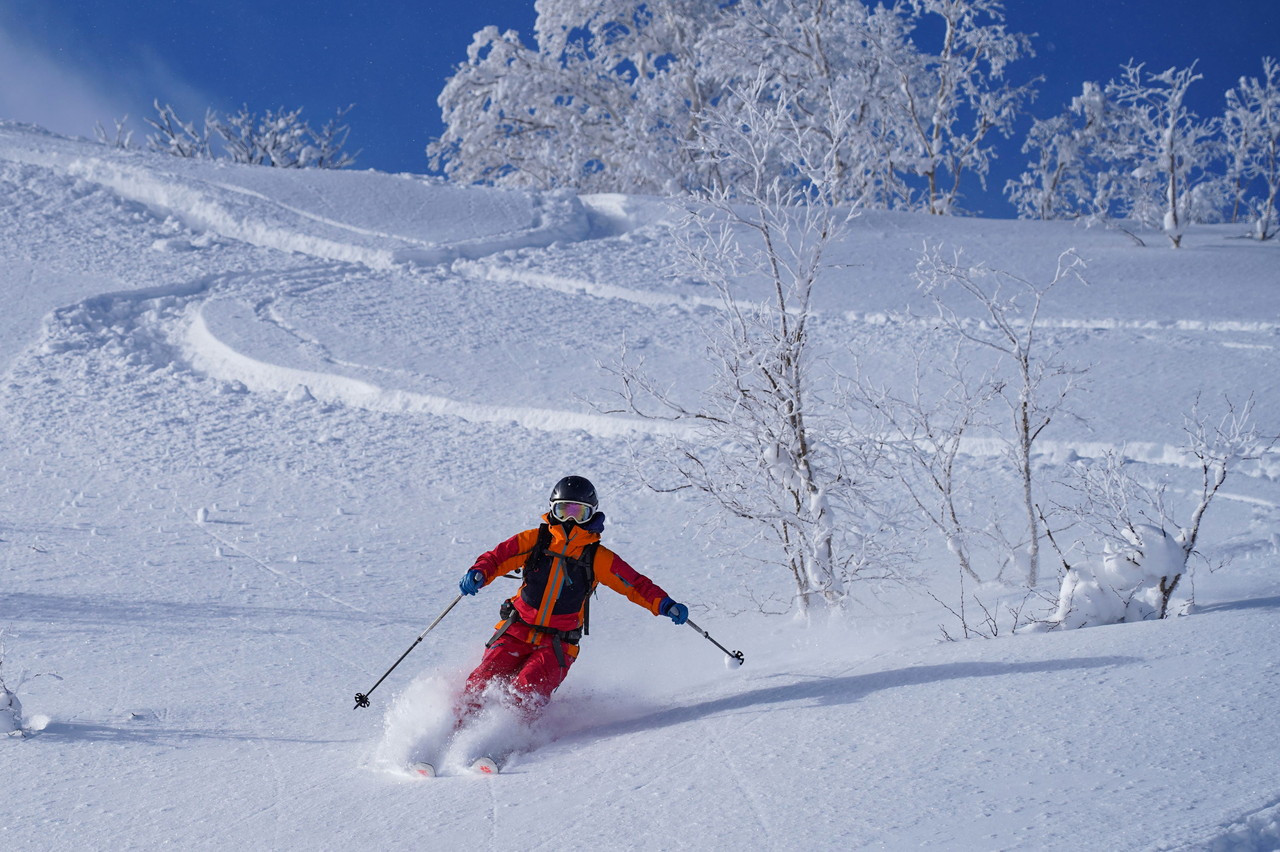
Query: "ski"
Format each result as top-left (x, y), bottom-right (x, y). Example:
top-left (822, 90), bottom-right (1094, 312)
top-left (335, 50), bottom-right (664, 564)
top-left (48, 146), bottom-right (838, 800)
top-left (469, 756), bottom-right (500, 775)
top-left (409, 761), bottom-right (436, 778)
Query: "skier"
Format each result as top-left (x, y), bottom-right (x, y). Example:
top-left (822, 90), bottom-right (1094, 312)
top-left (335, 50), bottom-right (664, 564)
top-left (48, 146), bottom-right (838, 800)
top-left (455, 475), bottom-right (689, 723)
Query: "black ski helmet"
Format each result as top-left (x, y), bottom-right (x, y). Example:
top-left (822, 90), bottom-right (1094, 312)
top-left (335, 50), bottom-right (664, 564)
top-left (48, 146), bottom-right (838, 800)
top-left (549, 475), bottom-right (598, 509)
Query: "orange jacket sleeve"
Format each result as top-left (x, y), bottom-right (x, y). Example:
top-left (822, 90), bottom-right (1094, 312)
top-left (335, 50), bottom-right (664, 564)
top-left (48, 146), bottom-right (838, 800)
top-left (594, 547), bottom-right (671, 615)
top-left (469, 528), bottom-right (539, 586)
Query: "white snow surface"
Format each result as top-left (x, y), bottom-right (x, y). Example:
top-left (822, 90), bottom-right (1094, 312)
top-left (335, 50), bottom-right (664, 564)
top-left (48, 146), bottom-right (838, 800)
top-left (3, 120), bottom-right (1280, 851)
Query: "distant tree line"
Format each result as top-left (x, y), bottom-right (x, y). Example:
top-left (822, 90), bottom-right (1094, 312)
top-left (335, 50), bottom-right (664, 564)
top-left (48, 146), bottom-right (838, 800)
top-left (429, 0), bottom-right (1278, 241)
top-left (1008, 58), bottom-right (1279, 245)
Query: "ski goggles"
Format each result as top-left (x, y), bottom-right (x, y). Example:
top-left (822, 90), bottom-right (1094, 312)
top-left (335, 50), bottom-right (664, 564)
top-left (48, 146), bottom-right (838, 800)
top-left (550, 500), bottom-right (595, 523)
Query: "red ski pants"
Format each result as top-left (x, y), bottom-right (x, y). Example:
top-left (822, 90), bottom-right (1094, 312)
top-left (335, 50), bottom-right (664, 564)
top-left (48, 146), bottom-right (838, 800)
top-left (459, 633), bottom-right (574, 721)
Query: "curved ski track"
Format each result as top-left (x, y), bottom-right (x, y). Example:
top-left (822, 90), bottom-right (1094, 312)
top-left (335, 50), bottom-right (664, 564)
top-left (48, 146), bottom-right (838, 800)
top-left (58, 251), bottom-right (1280, 485)
top-left (19, 141), bottom-right (1280, 478)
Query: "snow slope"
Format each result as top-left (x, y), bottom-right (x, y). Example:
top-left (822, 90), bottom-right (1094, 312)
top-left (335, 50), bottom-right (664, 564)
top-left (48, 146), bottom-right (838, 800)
top-left (2, 121), bottom-right (1279, 851)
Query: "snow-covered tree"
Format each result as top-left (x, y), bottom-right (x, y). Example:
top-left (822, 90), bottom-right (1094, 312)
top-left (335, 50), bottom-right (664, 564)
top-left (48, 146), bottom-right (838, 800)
top-left (1222, 57), bottom-right (1280, 240)
top-left (1005, 88), bottom-right (1109, 221)
top-left (1111, 62), bottom-right (1219, 247)
top-left (700, 0), bottom-right (900, 206)
top-left (1010, 62), bottom-right (1218, 246)
top-left (429, 0), bottom-right (1036, 211)
top-left (858, 0), bottom-right (1037, 214)
top-left (429, 3), bottom-right (726, 193)
top-left (851, 343), bottom-right (1003, 586)
top-left (606, 81), bottom-right (910, 617)
top-left (916, 246), bottom-right (1087, 588)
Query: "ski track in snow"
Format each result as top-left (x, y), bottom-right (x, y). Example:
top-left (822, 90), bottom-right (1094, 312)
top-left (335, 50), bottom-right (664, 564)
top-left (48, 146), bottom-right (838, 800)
top-left (705, 715), bottom-right (777, 844)
top-left (9, 137), bottom-right (590, 270)
top-left (14, 135), bottom-right (1276, 474)
top-left (469, 256), bottom-right (1280, 336)
top-left (1173, 798), bottom-right (1280, 851)
top-left (185, 508), bottom-right (369, 616)
top-left (36, 223), bottom-right (1280, 480)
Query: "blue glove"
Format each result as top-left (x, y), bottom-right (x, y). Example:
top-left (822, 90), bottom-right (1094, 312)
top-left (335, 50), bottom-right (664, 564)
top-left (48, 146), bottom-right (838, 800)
top-left (459, 569), bottom-right (485, 596)
top-left (660, 598), bottom-right (689, 625)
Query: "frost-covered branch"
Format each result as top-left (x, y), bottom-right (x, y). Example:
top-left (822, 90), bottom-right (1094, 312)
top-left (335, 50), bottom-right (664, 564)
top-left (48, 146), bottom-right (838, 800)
top-left (847, 344), bottom-right (1002, 584)
top-left (916, 245), bottom-right (1088, 587)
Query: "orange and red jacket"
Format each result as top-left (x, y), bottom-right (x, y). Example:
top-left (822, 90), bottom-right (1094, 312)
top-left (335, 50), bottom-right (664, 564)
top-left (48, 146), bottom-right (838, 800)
top-left (468, 514), bottom-right (670, 650)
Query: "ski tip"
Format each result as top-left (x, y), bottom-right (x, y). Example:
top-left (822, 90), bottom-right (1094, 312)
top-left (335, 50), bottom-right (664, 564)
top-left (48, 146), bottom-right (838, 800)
top-left (469, 756), bottom-right (500, 775)
top-left (409, 761), bottom-right (436, 779)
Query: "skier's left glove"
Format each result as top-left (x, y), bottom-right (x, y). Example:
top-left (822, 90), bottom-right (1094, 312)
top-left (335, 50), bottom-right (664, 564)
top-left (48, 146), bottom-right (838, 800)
top-left (660, 598), bottom-right (689, 625)
top-left (459, 569), bottom-right (486, 596)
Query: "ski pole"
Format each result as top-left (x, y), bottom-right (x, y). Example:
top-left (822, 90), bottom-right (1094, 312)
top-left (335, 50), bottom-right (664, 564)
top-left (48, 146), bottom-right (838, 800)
top-left (685, 618), bottom-right (745, 666)
top-left (353, 593), bottom-right (463, 710)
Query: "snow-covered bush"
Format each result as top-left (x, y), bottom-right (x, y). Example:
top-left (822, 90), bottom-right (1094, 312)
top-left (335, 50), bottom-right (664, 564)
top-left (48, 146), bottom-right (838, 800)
top-left (210, 104), bottom-right (358, 169)
top-left (1049, 524), bottom-right (1188, 629)
top-left (144, 101), bottom-right (357, 169)
top-left (144, 100), bottom-right (213, 159)
top-left (1043, 396), bottom-right (1275, 631)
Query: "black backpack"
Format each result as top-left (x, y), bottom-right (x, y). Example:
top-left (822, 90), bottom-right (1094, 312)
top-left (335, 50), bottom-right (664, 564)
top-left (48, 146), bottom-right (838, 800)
top-left (487, 524), bottom-right (599, 666)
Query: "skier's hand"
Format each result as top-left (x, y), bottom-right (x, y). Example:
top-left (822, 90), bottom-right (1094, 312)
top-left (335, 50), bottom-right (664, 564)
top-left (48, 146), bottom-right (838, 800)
top-left (660, 598), bottom-right (689, 625)
top-left (459, 569), bottom-right (486, 596)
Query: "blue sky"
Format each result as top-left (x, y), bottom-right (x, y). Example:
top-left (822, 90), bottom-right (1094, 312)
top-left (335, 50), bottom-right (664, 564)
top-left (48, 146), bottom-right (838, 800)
top-left (1, 1), bottom-right (1274, 217)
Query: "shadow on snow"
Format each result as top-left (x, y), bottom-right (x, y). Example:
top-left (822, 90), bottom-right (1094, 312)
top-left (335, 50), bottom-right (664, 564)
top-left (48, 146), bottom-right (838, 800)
top-left (566, 655), bottom-right (1140, 744)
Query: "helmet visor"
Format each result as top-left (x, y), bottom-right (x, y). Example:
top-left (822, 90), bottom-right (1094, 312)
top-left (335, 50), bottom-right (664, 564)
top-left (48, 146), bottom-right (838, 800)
top-left (551, 500), bottom-right (594, 523)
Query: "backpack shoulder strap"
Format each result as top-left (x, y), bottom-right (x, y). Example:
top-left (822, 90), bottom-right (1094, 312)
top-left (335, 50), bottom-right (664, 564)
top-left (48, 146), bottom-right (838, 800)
top-left (580, 541), bottom-right (599, 636)
top-left (519, 524), bottom-right (552, 573)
